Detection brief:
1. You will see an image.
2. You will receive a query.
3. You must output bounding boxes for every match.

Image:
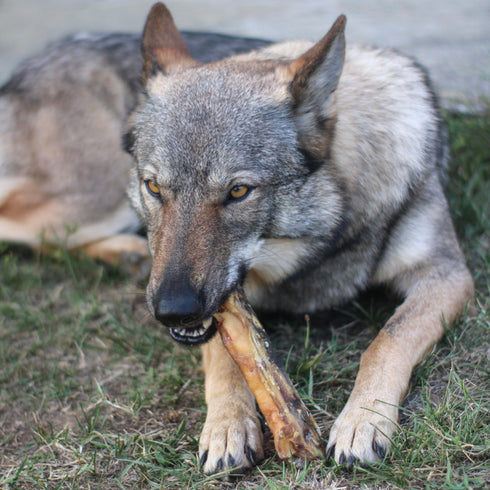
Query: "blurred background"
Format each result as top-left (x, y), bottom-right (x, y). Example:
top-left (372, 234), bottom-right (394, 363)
top-left (0, 0), bottom-right (488, 110)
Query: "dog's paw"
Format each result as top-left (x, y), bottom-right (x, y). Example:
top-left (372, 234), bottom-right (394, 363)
top-left (326, 398), bottom-right (397, 465)
top-left (199, 400), bottom-right (264, 474)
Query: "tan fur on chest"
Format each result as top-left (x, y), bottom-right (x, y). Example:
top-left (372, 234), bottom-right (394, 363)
top-left (245, 237), bottom-right (310, 304)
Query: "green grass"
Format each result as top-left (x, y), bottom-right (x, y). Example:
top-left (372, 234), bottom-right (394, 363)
top-left (1, 110), bottom-right (489, 489)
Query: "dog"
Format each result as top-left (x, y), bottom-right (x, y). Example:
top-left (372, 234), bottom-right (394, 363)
top-left (1, 1), bottom-right (474, 476)
top-left (125, 3), bottom-right (475, 473)
top-left (0, 24), bottom-right (268, 263)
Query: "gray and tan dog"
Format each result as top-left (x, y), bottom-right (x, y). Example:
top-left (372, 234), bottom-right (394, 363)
top-left (1, 2), bottom-right (474, 475)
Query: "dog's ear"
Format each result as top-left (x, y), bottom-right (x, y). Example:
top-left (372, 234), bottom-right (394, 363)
top-left (288, 15), bottom-right (346, 156)
top-left (141, 2), bottom-right (197, 85)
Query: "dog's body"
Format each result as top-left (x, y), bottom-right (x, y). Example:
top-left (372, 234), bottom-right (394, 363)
top-left (1, 2), bottom-right (474, 475)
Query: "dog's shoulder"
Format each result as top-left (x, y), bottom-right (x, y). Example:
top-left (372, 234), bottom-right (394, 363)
top-left (331, 45), bottom-right (444, 219)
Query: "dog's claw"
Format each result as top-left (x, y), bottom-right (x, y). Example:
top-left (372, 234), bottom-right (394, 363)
top-left (228, 455), bottom-right (235, 468)
top-left (216, 458), bottom-right (223, 471)
top-left (199, 450), bottom-right (208, 468)
top-left (348, 455), bottom-right (356, 465)
top-left (374, 441), bottom-right (386, 460)
top-left (339, 452), bottom-right (346, 464)
top-left (246, 445), bottom-right (258, 465)
top-left (325, 444), bottom-right (335, 460)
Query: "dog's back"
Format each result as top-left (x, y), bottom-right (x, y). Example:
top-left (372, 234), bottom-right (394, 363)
top-left (0, 34), bottom-right (143, 250)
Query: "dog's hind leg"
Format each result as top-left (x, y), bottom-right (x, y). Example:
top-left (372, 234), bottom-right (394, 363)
top-left (199, 334), bottom-right (264, 474)
top-left (326, 198), bottom-right (474, 464)
top-left (81, 234), bottom-right (150, 272)
top-left (0, 177), bottom-right (67, 247)
top-left (0, 177), bottom-right (148, 271)
top-left (67, 205), bottom-right (150, 271)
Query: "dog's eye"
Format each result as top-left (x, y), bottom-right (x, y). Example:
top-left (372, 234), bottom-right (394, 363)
top-left (228, 185), bottom-right (251, 201)
top-left (145, 179), bottom-right (161, 198)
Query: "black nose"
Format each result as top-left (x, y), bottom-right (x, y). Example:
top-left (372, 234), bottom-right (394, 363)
top-left (152, 273), bottom-right (203, 327)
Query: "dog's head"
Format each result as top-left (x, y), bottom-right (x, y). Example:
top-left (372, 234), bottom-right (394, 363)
top-left (125, 3), bottom-right (346, 344)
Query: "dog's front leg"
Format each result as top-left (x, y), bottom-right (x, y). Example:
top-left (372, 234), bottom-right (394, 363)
top-left (199, 333), bottom-right (264, 474)
top-left (326, 265), bottom-right (474, 465)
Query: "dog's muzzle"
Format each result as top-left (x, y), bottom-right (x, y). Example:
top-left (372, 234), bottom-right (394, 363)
top-left (151, 271), bottom-right (231, 345)
top-left (152, 274), bottom-right (220, 345)
top-left (168, 317), bottom-right (218, 345)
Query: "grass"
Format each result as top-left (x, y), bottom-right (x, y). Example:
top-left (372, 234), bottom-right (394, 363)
top-left (1, 110), bottom-right (489, 489)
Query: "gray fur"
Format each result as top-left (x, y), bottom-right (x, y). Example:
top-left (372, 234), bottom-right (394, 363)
top-left (129, 39), bottom-right (460, 313)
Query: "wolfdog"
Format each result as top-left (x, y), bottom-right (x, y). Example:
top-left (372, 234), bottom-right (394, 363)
top-left (125, 3), bottom-right (474, 473)
top-left (1, 1), bottom-right (474, 475)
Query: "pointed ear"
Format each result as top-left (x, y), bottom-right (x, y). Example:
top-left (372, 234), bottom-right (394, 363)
top-left (290, 15), bottom-right (346, 104)
top-left (288, 15), bottom-right (346, 156)
top-left (141, 2), bottom-right (197, 85)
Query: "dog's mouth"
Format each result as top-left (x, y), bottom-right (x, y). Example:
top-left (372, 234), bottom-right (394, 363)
top-left (169, 317), bottom-right (218, 345)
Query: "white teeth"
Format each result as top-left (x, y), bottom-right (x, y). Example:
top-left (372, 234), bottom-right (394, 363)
top-left (173, 319), bottom-right (213, 339)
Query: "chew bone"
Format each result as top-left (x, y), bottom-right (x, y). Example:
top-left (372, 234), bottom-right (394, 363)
top-left (214, 288), bottom-right (324, 460)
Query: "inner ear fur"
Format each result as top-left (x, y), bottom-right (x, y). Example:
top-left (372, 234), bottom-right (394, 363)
top-left (141, 2), bottom-right (197, 85)
top-left (288, 15), bottom-right (347, 158)
top-left (289, 15), bottom-right (346, 104)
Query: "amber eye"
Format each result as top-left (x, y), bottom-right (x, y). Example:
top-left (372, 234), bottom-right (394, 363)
top-left (229, 185), bottom-right (250, 201)
top-left (145, 179), bottom-right (161, 198)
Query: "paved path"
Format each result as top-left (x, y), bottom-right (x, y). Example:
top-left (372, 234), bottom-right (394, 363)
top-left (0, 0), bottom-right (489, 111)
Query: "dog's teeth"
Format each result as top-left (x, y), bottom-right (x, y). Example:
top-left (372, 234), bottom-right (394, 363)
top-left (173, 324), bottom-right (210, 339)
top-left (202, 318), bottom-right (212, 329)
